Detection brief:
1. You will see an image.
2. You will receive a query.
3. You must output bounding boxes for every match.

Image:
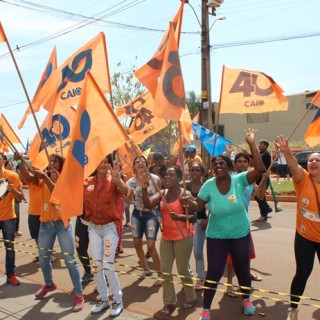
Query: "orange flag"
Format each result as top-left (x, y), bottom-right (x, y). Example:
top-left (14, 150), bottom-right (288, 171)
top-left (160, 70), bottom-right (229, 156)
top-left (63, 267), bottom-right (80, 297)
top-left (153, 22), bottom-right (187, 121)
top-left (18, 47), bottom-right (58, 129)
top-left (0, 114), bottom-right (23, 151)
top-left (51, 72), bottom-right (130, 226)
top-left (27, 107), bottom-right (76, 170)
top-left (134, 2), bottom-right (184, 95)
top-left (0, 22), bottom-right (7, 43)
top-left (304, 91), bottom-right (320, 147)
top-left (34, 33), bottom-right (111, 114)
top-left (118, 92), bottom-right (168, 144)
top-left (116, 92), bottom-right (153, 117)
top-left (219, 65), bottom-right (288, 114)
top-left (118, 140), bottom-right (143, 178)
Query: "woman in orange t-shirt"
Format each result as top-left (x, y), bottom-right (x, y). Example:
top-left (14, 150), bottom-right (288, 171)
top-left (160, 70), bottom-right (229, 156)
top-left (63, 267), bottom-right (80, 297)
top-left (142, 166), bottom-right (197, 316)
top-left (276, 136), bottom-right (320, 320)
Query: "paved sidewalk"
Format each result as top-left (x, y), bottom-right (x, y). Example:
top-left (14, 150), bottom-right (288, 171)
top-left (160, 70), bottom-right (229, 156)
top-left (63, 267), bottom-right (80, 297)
top-left (1, 200), bottom-right (320, 319)
top-left (0, 275), bottom-right (152, 320)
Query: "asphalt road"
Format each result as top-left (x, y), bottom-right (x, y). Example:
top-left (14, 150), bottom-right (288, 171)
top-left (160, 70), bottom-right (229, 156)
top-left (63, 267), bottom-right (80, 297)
top-left (1, 190), bottom-right (319, 320)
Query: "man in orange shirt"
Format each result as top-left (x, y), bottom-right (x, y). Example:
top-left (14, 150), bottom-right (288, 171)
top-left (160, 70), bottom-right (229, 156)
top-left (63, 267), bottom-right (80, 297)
top-left (0, 151), bottom-right (24, 286)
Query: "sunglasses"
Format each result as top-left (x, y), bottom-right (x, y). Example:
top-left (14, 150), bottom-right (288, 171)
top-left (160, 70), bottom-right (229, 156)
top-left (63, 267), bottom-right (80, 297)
top-left (212, 160), bottom-right (227, 167)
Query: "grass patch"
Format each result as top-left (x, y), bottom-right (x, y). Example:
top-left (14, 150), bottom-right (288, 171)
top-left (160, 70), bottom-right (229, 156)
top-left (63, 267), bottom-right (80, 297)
top-left (270, 180), bottom-right (295, 195)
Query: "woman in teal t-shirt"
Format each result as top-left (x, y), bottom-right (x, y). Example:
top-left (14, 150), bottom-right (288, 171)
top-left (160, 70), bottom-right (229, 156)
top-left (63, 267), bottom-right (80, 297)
top-left (182, 129), bottom-right (264, 320)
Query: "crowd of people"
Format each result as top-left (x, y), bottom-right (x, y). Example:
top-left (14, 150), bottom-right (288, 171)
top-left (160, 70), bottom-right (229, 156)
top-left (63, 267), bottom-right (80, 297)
top-left (0, 129), bottom-right (318, 320)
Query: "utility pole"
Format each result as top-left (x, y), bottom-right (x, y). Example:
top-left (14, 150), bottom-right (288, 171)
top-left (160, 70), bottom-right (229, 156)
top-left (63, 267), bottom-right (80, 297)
top-left (200, 0), bottom-right (213, 171)
top-left (200, 0), bottom-right (224, 171)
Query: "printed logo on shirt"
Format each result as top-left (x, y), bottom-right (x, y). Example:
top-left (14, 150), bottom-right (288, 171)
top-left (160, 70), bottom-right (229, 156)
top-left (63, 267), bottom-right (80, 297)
top-left (87, 185), bottom-right (94, 192)
top-left (301, 197), bottom-right (309, 207)
top-left (228, 194), bottom-right (236, 202)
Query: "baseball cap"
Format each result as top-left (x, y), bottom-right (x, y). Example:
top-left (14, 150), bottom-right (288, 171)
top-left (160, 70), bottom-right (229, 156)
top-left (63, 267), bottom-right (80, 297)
top-left (187, 145), bottom-right (196, 152)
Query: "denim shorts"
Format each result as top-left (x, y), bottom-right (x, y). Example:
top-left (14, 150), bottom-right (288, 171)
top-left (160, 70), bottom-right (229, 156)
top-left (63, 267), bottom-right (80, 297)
top-left (131, 209), bottom-right (159, 240)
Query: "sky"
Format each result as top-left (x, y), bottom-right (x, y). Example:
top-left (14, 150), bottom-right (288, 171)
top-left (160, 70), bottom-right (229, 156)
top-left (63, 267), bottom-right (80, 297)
top-left (0, 0), bottom-right (319, 148)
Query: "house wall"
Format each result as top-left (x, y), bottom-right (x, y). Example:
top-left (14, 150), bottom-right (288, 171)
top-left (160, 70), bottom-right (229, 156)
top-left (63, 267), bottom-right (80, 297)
top-left (217, 91), bottom-right (317, 146)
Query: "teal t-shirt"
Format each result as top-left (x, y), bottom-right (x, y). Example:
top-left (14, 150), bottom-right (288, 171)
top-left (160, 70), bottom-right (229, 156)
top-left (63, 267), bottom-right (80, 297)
top-left (198, 171), bottom-right (250, 239)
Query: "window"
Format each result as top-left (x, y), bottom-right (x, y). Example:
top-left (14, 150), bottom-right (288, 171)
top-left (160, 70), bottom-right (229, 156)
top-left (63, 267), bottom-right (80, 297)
top-left (247, 113), bottom-right (269, 123)
top-left (306, 102), bottom-right (318, 110)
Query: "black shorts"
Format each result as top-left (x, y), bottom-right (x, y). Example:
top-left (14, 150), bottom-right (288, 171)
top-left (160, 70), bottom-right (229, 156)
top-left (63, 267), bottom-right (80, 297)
top-left (277, 164), bottom-right (290, 177)
top-left (28, 215), bottom-right (41, 239)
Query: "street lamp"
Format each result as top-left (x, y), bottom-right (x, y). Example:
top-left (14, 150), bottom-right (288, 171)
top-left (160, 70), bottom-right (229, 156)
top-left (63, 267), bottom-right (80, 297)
top-left (209, 16), bottom-right (226, 31)
top-left (200, 0), bottom-right (225, 170)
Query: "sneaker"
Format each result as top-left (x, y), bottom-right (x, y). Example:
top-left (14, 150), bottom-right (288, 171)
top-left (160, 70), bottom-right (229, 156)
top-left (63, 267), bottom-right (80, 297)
top-left (199, 309), bottom-right (210, 320)
top-left (91, 300), bottom-right (110, 314)
top-left (7, 273), bottom-right (20, 286)
top-left (35, 283), bottom-right (57, 299)
top-left (109, 300), bottom-right (124, 317)
top-left (243, 298), bottom-right (256, 315)
top-left (81, 272), bottom-right (94, 285)
top-left (73, 294), bottom-right (84, 312)
top-left (287, 307), bottom-right (299, 320)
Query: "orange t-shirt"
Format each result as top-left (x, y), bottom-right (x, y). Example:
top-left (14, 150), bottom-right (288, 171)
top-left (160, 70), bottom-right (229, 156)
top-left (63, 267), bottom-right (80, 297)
top-left (25, 181), bottom-right (42, 216)
top-left (160, 190), bottom-right (194, 241)
top-left (0, 169), bottom-right (22, 221)
top-left (39, 180), bottom-right (61, 222)
top-left (294, 170), bottom-right (320, 242)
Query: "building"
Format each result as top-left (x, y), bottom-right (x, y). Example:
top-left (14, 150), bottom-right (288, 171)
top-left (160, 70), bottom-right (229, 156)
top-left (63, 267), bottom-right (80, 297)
top-left (215, 90), bottom-right (318, 146)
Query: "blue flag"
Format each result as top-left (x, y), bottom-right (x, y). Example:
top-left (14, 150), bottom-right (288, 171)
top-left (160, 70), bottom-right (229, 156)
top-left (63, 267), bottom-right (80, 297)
top-left (192, 122), bottom-right (234, 156)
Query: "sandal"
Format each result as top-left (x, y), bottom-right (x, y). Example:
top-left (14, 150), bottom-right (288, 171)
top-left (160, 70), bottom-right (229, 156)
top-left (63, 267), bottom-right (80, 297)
top-left (160, 304), bottom-right (175, 316)
top-left (251, 273), bottom-right (262, 281)
top-left (140, 270), bottom-right (152, 279)
top-left (50, 255), bottom-right (57, 263)
top-left (255, 216), bottom-right (267, 222)
top-left (33, 256), bottom-right (39, 263)
top-left (183, 300), bottom-right (196, 309)
top-left (153, 279), bottom-right (162, 287)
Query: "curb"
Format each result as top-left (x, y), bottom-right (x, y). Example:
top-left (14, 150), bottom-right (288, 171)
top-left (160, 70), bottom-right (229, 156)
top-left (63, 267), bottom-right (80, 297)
top-left (266, 195), bottom-right (296, 202)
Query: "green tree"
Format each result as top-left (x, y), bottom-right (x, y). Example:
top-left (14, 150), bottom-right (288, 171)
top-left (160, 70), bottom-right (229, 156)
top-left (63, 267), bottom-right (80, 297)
top-left (111, 61), bottom-right (145, 109)
top-left (110, 62), bottom-right (200, 155)
top-left (186, 90), bottom-right (201, 119)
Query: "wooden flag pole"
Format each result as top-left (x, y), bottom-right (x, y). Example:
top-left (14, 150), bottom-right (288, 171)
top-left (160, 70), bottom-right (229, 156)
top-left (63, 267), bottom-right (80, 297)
top-left (287, 101), bottom-right (316, 140)
top-left (178, 121), bottom-right (190, 231)
top-left (2, 26), bottom-right (50, 163)
top-left (0, 127), bottom-right (32, 170)
top-left (57, 114), bottom-right (63, 157)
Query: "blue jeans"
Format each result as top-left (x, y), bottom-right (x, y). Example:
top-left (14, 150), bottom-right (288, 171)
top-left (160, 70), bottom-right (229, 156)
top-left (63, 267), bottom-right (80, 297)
top-left (131, 209), bottom-right (159, 240)
top-left (38, 220), bottom-right (82, 295)
top-left (88, 221), bottom-right (122, 302)
top-left (193, 219), bottom-right (206, 279)
top-left (0, 218), bottom-right (16, 275)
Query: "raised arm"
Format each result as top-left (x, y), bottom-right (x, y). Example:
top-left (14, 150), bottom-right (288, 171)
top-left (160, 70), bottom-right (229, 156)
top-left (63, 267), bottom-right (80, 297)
top-left (14, 152), bottom-right (38, 185)
top-left (110, 161), bottom-right (129, 197)
top-left (245, 128), bottom-right (264, 184)
top-left (140, 171), bottom-right (161, 208)
top-left (275, 135), bottom-right (304, 183)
